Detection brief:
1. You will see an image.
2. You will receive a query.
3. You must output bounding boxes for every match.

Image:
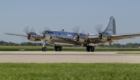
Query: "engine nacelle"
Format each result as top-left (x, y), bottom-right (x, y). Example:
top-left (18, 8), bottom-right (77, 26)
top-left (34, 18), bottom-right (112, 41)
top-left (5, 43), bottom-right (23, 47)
top-left (99, 32), bottom-right (112, 41)
top-left (27, 33), bottom-right (41, 41)
top-left (98, 33), bottom-right (103, 39)
top-left (74, 34), bottom-right (85, 43)
top-left (76, 34), bottom-right (80, 41)
top-left (40, 33), bottom-right (46, 39)
top-left (40, 33), bottom-right (52, 41)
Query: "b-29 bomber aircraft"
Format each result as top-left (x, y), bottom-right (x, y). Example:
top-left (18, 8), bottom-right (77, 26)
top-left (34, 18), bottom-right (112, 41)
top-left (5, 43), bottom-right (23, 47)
top-left (5, 16), bottom-right (140, 52)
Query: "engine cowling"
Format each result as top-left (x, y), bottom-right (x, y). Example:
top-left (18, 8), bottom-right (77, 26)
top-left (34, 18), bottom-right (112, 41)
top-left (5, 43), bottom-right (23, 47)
top-left (98, 33), bottom-right (103, 39)
top-left (40, 33), bottom-right (46, 39)
top-left (74, 34), bottom-right (85, 43)
top-left (75, 34), bottom-right (80, 41)
top-left (27, 33), bottom-right (41, 41)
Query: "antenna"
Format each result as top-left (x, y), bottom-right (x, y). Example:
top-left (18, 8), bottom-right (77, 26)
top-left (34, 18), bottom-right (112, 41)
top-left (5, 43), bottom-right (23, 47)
top-left (62, 29), bottom-right (64, 31)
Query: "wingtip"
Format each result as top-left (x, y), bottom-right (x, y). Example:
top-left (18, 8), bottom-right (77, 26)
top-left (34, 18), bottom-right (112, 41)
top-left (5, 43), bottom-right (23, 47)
top-left (4, 33), bottom-right (8, 34)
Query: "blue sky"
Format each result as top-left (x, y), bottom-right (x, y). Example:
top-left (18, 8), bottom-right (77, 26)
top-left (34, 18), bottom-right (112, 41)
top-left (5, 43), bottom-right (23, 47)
top-left (0, 0), bottom-right (140, 44)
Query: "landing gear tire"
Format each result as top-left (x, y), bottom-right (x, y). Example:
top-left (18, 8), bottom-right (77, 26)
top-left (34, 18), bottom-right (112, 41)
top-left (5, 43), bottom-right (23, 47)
top-left (55, 46), bottom-right (57, 51)
top-left (90, 46), bottom-right (95, 52)
top-left (86, 46), bottom-right (95, 52)
top-left (55, 46), bottom-right (62, 51)
top-left (42, 47), bottom-right (47, 51)
top-left (86, 46), bottom-right (90, 52)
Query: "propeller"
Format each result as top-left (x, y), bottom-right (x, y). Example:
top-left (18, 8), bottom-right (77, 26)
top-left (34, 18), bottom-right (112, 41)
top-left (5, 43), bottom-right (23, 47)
top-left (71, 24), bottom-right (103, 35)
top-left (93, 23), bottom-right (103, 34)
top-left (37, 26), bottom-right (51, 35)
top-left (44, 26), bottom-right (51, 31)
top-left (37, 26), bottom-right (53, 41)
top-left (71, 25), bottom-right (80, 33)
top-left (30, 27), bottom-right (36, 33)
top-left (93, 23), bottom-right (112, 46)
top-left (71, 26), bottom-right (88, 41)
top-left (37, 28), bottom-right (43, 35)
top-left (71, 25), bottom-right (87, 34)
top-left (22, 25), bottom-right (29, 35)
top-left (81, 29), bottom-right (86, 34)
top-left (21, 25), bottom-right (37, 34)
top-left (20, 25), bottom-right (37, 46)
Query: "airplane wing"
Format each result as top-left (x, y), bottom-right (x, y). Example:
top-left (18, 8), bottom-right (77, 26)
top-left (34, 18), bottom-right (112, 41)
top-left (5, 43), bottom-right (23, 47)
top-left (111, 33), bottom-right (140, 40)
top-left (4, 33), bottom-right (27, 37)
top-left (87, 33), bottom-right (140, 45)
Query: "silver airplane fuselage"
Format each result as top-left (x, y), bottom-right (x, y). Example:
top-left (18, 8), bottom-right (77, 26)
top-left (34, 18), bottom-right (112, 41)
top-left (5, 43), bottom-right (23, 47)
top-left (41, 30), bottom-right (89, 46)
top-left (37, 29), bottom-right (114, 47)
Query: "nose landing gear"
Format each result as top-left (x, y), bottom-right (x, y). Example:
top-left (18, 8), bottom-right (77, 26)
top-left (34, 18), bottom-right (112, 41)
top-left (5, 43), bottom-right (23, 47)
top-left (42, 47), bottom-right (47, 51)
top-left (42, 40), bottom-right (47, 51)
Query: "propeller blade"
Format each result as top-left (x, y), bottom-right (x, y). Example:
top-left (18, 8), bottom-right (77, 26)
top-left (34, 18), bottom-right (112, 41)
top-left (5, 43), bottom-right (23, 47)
top-left (20, 36), bottom-right (28, 46)
top-left (30, 27), bottom-right (36, 33)
top-left (81, 29), bottom-right (86, 34)
top-left (20, 36), bottom-right (27, 42)
top-left (93, 23), bottom-right (103, 33)
top-left (37, 28), bottom-right (42, 35)
top-left (71, 25), bottom-right (80, 33)
top-left (20, 25), bottom-right (37, 46)
top-left (44, 26), bottom-right (51, 31)
top-left (22, 25), bottom-right (29, 35)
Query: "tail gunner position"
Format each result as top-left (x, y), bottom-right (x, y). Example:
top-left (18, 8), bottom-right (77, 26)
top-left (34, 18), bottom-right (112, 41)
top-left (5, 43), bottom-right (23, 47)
top-left (5, 17), bottom-right (140, 52)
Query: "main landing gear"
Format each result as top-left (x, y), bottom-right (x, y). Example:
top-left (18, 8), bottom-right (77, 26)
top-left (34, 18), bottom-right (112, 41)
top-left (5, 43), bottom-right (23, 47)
top-left (54, 46), bottom-right (62, 51)
top-left (86, 46), bottom-right (95, 52)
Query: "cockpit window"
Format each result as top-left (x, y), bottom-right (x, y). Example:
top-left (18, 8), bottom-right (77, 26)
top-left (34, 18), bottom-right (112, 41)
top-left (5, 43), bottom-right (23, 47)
top-left (45, 31), bottom-right (53, 34)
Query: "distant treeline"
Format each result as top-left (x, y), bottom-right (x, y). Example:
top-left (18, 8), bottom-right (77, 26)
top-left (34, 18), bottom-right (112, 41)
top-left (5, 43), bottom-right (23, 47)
top-left (98, 43), bottom-right (140, 48)
top-left (0, 41), bottom-right (42, 46)
top-left (0, 40), bottom-right (140, 48)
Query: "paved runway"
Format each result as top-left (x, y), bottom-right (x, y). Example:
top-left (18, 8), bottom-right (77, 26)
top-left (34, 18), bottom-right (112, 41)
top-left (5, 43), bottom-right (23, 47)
top-left (0, 51), bottom-right (140, 63)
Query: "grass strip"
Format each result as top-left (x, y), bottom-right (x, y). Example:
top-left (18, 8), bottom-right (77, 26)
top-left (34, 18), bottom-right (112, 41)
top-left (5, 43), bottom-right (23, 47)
top-left (122, 53), bottom-right (140, 54)
top-left (0, 46), bottom-right (140, 51)
top-left (0, 63), bottom-right (140, 80)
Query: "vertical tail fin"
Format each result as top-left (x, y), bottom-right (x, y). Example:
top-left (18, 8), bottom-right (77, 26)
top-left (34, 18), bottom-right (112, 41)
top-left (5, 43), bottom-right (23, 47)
top-left (104, 16), bottom-right (116, 35)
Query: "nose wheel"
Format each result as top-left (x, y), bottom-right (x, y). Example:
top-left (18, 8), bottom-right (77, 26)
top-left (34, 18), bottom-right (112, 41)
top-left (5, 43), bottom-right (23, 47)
top-left (55, 46), bottom-right (62, 51)
top-left (42, 40), bottom-right (47, 51)
top-left (42, 47), bottom-right (47, 51)
top-left (86, 46), bottom-right (95, 52)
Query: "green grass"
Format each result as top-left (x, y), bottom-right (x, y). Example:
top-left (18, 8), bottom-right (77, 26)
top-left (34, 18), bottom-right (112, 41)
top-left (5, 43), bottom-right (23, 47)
top-left (122, 53), bottom-right (140, 54)
top-left (1, 46), bottom-right (140, 51)
top-left (0, 46), bottom-right (86, 51)
top-left (118, 52), bottom-right (140, 54)
top-left (0, 63), bottom-right (140, 80)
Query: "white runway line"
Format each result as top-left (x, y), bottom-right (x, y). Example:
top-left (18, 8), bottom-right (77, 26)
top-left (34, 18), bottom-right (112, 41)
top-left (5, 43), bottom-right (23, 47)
top-left (0, 51), bottom-right (140, 63)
